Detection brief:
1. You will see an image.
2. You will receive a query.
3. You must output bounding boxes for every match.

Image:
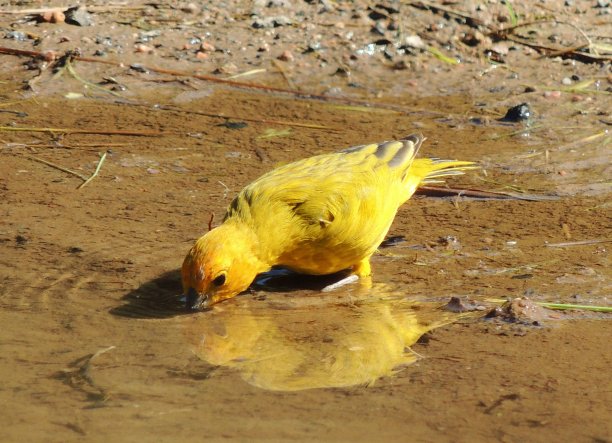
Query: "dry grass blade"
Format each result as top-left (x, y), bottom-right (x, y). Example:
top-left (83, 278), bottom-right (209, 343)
top-left (78, 151), bottom-right (108, 189)
top-left (427, 46), bottom-right (459, 65)
top-left (545, 239), bottom-right (611, 248)
top-left (65, 58), bottom-right (123, 97)
top-left (26, 155), bottom-right (88, 180)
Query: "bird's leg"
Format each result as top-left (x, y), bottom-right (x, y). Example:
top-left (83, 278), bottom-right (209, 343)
top-left (321, 257), bottom-right (372, 292)
top-left (351, 257), bottom-right (372, 278)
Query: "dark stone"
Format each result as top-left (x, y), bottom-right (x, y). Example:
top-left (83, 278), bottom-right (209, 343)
top-left (500, 103), bottom-right (531, 122)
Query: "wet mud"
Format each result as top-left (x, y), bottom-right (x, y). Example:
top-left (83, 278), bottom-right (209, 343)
top-left (1, 1), bottom-right (611, 442)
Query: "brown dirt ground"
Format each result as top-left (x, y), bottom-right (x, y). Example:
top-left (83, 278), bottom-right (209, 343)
top-left (0, 1), bottom-right (610, 442)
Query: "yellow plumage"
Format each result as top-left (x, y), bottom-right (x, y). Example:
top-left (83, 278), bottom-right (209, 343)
top-left (182, 133), bottom-right (475, 309)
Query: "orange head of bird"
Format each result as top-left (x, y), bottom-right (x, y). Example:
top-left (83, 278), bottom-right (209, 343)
top-left (181, 224), bottom-right (265, 310)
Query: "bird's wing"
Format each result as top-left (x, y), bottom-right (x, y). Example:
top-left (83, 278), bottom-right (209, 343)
top-left (225, 135), bottom-right (424, 246)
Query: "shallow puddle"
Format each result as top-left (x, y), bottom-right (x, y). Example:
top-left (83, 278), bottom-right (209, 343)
top-left (183, 286), bottom-right (473, 391)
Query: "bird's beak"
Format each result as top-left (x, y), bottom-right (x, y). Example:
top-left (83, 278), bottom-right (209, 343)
top-left (186, 287), bottom-right (211, 311)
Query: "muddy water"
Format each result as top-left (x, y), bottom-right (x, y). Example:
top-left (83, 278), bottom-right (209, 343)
top-left (0, 84), bottom-right (610, 442)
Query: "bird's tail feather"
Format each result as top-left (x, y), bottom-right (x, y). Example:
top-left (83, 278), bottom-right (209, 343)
top-left (419, 159), bottom-right (478, 184)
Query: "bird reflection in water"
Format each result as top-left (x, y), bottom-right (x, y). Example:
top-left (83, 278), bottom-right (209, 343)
top-left (182, 276), bottom-right (471, 391)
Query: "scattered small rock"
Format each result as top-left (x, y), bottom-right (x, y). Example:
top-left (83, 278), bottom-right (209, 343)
top-left (561, 77), bottom-right (572, 86)
top-left (15, 235), bottom-right (28, 246)
top-left (200, 41), bottom-right (216, 52)
top-left (371, 21), bottom-right (386, 36)
top-left (544, 90), bottom-right (562, 99)
top-left (130, 64), bottom-right (150, 74)
top-left (181, 2), bottom-right (200, 14)
top-left (218, 121), bottom-right (248, 129)
top-left (214, 62), bottom-right (238, 75)
top-left (135, 44), bottom-right (154, 53)
top-left (252, 15), bottom-right (292, 28)
top-left (5, 31), bottom-right (27, 41)
top-left (404, 35), bottom-right (425, 50)
top-left (65, 6), bottom-right (94, 27)
top-left (461, 30), bottom-right (486, 47)
top-left (485, 297), bottom-right (560, 325)
top-left (277, 50), bottom-right (294, 61)
top-left (43, 50), bottom-right (58, 62)
top-left (443, 297), bottom-right (486, 313)
top-left (333, 66), bottom-right (350, 77)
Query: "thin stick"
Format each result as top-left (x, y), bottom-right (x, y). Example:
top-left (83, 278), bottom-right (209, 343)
top-left (0, 125), bottom-right (166, 136)
top-left (26, 155), bottom-right (88, 180)
top-left (3, 142), bottom-right (126, 150)
top-left (416, 185), bottom-right (559, 201)
top-left (78, 151), bottom-right (107, 189)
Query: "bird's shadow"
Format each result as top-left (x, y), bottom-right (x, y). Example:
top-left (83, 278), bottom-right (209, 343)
top-left (110, 269), bottom-right (186, 319)
top-left (110, 267), bottom-right (351, 319)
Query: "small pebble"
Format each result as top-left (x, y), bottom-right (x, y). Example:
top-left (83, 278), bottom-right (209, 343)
top-left (195, 51), bottom-right (208, 60)
top-left (561, 77), bottom-right (572, 85)
top-left (392, 60), bottom-right (409, 70)
top-left (43, 50), bottom-right (58, 62)
top-left (181, 2), bottom-right (200, 14)
top-left (215, 62), bottom-right (238, 74)
top-left (200, 41), bottom-right (215, 52)
top-left (544, 90), bottom-right (562, 99)
top-left (277, 50), bottom-right (294, 61)
top-left (134, 44), bottom-right (154, 53)
top-left (41, 10), bottom-right (65, 23)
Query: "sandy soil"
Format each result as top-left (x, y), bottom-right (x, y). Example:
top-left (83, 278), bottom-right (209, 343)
top-left (0, 1), bottom-right (610, 442)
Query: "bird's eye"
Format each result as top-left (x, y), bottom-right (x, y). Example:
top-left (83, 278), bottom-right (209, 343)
top-left (212, 273), bottom-right (226, 286)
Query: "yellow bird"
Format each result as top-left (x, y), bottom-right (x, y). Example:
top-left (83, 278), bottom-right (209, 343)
top-left (182, 134), bottom-right (475, 309)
